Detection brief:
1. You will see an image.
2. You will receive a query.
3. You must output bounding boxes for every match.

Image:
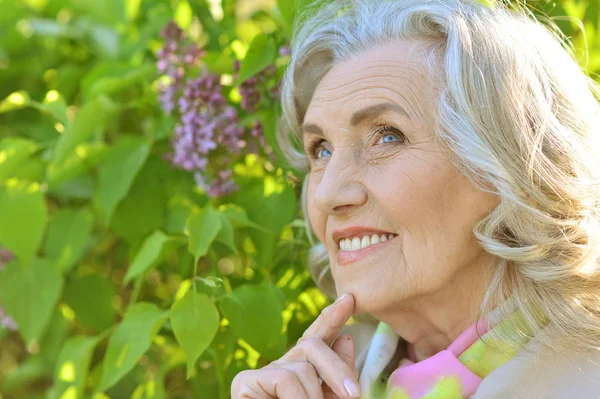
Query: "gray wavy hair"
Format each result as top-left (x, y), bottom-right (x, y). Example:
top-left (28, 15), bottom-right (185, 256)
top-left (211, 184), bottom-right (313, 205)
top-left (276, 0), bottom-right (600, 367)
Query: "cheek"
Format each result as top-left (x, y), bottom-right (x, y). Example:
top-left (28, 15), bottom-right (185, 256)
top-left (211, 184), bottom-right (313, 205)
top-left (306, 177), bottom-right (327, 244)
top-left (365, 156), bottom-right (448, 222)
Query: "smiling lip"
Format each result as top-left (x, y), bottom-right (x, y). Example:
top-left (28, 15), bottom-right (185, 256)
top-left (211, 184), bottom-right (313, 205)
top-left (336, 234), bottom-right (397, 266)
top-left (331, 227), bottom-right (397, 266)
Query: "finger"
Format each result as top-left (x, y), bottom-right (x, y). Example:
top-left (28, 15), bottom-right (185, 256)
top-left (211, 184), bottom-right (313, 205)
top-left (274, 361), bottom-right (324, 399)
top-left (290, 337), bottom-right (361, 399)
top-left (323, 334), bottom-right (359, 398)
top-left (332, 334), bottom-right (358, 378)
top-left (230, 368), bottom-right (308, 399)
top-left (299, 293), bottom-right (355, 346)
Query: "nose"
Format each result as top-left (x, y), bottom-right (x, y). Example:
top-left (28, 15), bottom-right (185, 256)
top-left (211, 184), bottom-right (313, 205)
top-left (313, 151), bottom-right (367, 215)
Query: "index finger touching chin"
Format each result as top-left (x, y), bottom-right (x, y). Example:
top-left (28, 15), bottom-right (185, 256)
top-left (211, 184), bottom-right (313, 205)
top-left (298, 293), bottom-right (355, 346)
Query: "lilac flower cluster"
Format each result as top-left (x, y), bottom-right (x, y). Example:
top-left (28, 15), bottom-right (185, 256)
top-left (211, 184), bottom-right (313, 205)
top-left (157, 21), bottom-right (205, 115)
top-left (156, 21), bottom-right (285, 197)
top-left (236, 63), bottom-right (278, 114)
top-left (232, 46), bottom-right (290, 159)
top-left (0, 248), bottom-right (13, 272)
top-left (0, 307), bottom-right (18, 331)
top-left (0, 249), bottom-right (17, 331)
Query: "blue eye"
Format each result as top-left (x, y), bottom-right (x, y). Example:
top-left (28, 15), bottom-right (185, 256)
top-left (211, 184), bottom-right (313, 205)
top-left (316, 148), bottom-right (332, 158)
top-left (306, 126), bottom-right (405, 160)
top-left (380, 133), bottom-right (400, 144)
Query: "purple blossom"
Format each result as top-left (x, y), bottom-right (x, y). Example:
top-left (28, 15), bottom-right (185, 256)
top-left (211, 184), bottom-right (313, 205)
top-left (156, 20), bottom-right (204, 115)
top-left (236, 64), bottom-right (278, 113)
top-left (279, 45), bottom-right (291, 56)
top-left (165, 70), bottom-right (245, 196)
top-left (195, 169), bottom-right (238, 198)
top-left (0, 248), bottom-right (14, 272)
top-left (161, 20), bottom-right (184, 41)
top-left (0, 307), bottom-right (17, 331)
top-left (157, 20), bottom-right (280, 198)
top-left (0, 249), bottom-right (17, 332)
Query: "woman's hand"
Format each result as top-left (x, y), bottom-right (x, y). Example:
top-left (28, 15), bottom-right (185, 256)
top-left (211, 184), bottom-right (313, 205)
top-left (230, 293), bottom-right (361, 399)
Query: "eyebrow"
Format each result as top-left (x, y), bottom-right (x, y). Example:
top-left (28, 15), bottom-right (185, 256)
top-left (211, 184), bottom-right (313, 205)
top-left (301, 102), bottom-right (409, 136)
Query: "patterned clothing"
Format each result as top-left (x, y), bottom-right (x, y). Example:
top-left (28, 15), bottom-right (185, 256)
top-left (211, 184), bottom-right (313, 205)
top-left (356, 298), bottom-right (548, 399)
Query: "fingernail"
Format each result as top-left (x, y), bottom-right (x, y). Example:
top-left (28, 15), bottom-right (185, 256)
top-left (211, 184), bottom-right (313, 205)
top-left (343, 378), bottom-right (361, 398)
top-left (334, 293), bottom-right (349, 304)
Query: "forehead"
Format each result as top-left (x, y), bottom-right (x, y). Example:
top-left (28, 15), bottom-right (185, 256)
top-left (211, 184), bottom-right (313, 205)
top-left (304, 39), bottom-right (436, 128)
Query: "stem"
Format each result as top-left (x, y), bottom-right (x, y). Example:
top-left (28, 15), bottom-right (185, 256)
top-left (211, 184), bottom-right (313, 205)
top-left (129, 274), bottom-right (143, 307)
top-left (208, 347), bottom-right (228, 399)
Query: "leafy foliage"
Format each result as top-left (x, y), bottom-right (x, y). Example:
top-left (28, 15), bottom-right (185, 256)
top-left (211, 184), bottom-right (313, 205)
top-left (0, 0), bottom-right (598, 398)
top-left (0, 1), bottom-right (322, 398)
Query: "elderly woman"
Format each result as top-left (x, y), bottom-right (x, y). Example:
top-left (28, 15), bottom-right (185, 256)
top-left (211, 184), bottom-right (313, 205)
top-left (231, 0), bottom-right (600, 398)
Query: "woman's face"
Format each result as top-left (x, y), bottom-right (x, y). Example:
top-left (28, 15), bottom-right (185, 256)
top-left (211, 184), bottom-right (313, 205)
top-left (303, 40), bottom-right (500, 316)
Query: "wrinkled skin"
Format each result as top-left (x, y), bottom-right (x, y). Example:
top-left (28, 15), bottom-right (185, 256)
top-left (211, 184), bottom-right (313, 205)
top-left (303, 39), bottom-right (501, 360)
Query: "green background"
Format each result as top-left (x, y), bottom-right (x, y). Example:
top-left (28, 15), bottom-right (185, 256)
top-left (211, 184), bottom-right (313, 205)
top-left (0, 0), bottom-right (598, 398)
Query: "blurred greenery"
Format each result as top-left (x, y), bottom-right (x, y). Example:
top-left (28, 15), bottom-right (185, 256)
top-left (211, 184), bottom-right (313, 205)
top-left (0, 0), bottom-right (599, 398)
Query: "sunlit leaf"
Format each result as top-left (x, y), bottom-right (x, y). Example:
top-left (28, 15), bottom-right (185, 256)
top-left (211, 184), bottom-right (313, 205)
top-left (0, 258), bottom-right (63, 345)
top-left (185, 205), bottom-right (222, 263)
top-left (235, 33), bottom-right (276, 85)
top-left (0, 138), bottom-right (37, 182)
top-left (215, 211), bottom-right (238, 254)
top-left (63, 275), bottom-right (115, 332)
top-left (124, 230), bottom-right (185, 284)
top-left (94, 137), bottom-right (150, 223)
top-left (170, 291), bottom-right (219, 378)
top-left (0, 91), bottom-right (31, 113)
top-left (0, 180), bottom-right (47, 266)
top-left (44, 208), bottom-right (93, 272)
top-left (52, 96), bottom-right (116, 166)
top-left (218, 283), bottom-right (287, 360)
top-left (47, 335), bottom-right (103, 399)
top-left (98, 303), bottom-right (168, 392)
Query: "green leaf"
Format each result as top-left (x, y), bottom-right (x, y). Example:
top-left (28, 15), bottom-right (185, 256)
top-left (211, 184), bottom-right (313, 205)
top-left (47, 142), bottom-right (108, 187)
top-left (63, 275), bottom-right (115, 333)
top-left (98, 302), bottom-right (168, 392)
top-left (94, 137), bottom-right (151, 223)
top-left (52, 96), bottom-right (115, 166)
top-left (87, 64), bottom-right (156, 99)
top-left (47, 335), bottom-right (102, 399)
top-left (218, 283), bottom-right (287, 360)
top-left (0, 138), bottom-right (37, 182)
top-left (124, 231), bottom-right (185, 284)
top-left (235, 33), bottom-right (276, 85)
top-left (130, 375), bottom-right (166, 399)
top-left (174, 0), bottom-right (193, 30)
top-left (185, 205), bottom-right (222, 263)
top-left (31, 92), bottom-right (69, 125)
top-left (187, 0), bottom-right (221, 50)
top-left (218, 203), bottom-right (268, 232)
top-left (232, 179), bottom-right (296, 269)
top-left (169, 291), bottom-right (219, 378)
top-left (0, 91), bottom-right (31, 114)
top-left (215, 211), bottom-right (238, 254)
top-left (0, 258), bottom-right (63, 345)
top-left (275, 0), bottom-right (295, 37)
top-left (44, 208), bottom-right (93, 273)
top-left (0, 180), bottom-right (47, 266)
top-left (38, 310), bottom-right (69, 367)
top-left (111, 158), bottom-right (167, 246)
top-left (125, 0), bottom-right (142, 21)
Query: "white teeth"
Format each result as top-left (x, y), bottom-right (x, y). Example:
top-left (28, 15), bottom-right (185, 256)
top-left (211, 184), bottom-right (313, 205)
top-left (339, 233), bottom-right (396, 251)
top-left (361, 236), bottom-right (370, 248)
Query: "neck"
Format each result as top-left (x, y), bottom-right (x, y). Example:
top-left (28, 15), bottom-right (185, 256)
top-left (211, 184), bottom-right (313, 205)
top-left (372, 255), bottom-right (498, 360)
